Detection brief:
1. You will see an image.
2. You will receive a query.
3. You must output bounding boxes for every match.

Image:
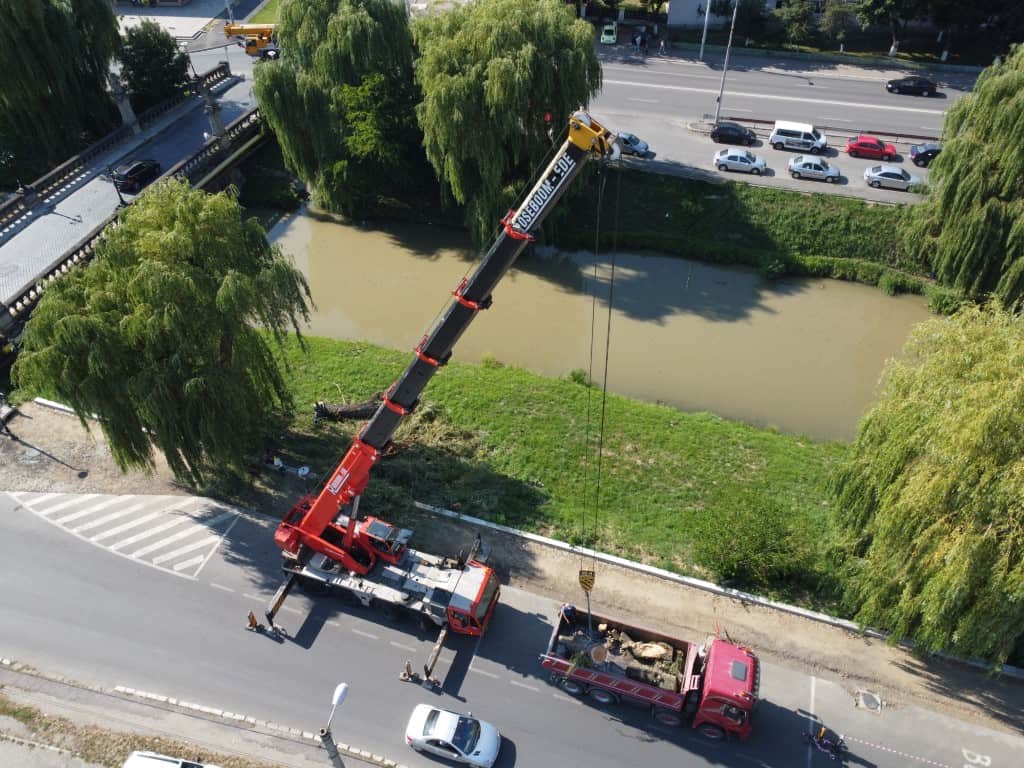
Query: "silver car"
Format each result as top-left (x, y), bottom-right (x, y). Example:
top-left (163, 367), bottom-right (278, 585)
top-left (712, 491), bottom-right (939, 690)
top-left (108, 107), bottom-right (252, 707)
top-left (863, 164), bottom-right (921, 191)
top-left (405, 704), bottom-right (501, 768)
top-left (788, 155), bottom-right (840, 183)
top-left (713, 148), bottom-right (766, 175)
top-left (619, 132), bottom-right (650, 157)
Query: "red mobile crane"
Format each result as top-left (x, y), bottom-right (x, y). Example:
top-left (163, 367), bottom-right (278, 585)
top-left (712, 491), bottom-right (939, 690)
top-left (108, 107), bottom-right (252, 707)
top-left (266, 112), bottom-right (622, 641)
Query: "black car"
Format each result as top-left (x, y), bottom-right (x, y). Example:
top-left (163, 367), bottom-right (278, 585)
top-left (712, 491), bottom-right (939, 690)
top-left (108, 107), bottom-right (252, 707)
top-left (909, 142), bottom-right (942, 167)
top-left (710, 121), bottom-right (756, 146)
top-left (112, 159), bottom-right (162, 193)
top-left (886, 76), bottom-right (938, 97)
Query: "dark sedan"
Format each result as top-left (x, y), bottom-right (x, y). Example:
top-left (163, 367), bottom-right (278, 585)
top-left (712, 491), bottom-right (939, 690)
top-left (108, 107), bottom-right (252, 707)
top-left (112, 159), bottom-right (162, 194)
top-left (886, 76), bottom-right (938, 96)
top-left (909, 142), bottom-right (942, 167)
top-left (710, 121), bottom-right (756, 146)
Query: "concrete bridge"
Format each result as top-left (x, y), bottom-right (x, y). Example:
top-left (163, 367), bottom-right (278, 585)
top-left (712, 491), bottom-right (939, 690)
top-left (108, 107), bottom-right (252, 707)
top-left (0, 62), bottom-right (269, 364)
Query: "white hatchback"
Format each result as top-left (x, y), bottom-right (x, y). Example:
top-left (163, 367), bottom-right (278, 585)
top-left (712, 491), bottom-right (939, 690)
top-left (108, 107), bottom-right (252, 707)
top-left (713, 148), bottom-right (766, 175)
top-left (405, 704), bottom-right (501, 768)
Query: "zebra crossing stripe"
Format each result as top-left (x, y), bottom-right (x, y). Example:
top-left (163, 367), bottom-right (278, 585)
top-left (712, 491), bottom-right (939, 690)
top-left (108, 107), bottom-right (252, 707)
top-left (38, 494), bottom-right (100, 518)
top-left (91, 511), bottom-right (163, 542)
top-left (55, 496), bottom-right (123, 525)
top-left (110, 515), bottom-right (191, 552)
top-left (173, 555), bottom-right (207, 572)
top-left (25, 493), bottom-right (59, 507)
top-left (72, 503), bottom-right (145, 533)
top-left (129, 510), bottom-right (235, 558)
top-left (153, 535), bottom-right (220, 565)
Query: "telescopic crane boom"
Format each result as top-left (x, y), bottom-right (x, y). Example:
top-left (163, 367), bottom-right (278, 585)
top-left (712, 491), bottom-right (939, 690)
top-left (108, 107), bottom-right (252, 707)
top-left (268, 111), bottom-right (620, 626)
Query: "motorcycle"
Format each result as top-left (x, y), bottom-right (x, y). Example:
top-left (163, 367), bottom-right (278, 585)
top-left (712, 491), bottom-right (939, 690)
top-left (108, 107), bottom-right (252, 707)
top-left (803, 728), bottom-right (848, 761)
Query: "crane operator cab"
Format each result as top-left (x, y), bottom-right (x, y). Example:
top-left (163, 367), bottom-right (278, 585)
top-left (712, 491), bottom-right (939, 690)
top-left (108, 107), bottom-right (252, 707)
top-left (363, 518), bottom-right (413, 560)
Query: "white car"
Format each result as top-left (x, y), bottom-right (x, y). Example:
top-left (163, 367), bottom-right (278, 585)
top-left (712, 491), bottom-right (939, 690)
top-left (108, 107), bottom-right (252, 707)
top-left (405, 704), bottom-right (501, 768)
top-left (788, 155), bottom-right (840, 183)
top-left (713, 148), bottom-right (766, 175)
top-left (618, 132), bottom-right (650, 157)
top-left (863, 164), bottom-right (922, 191)
top-left (123, 752), bottom-right (218, 768)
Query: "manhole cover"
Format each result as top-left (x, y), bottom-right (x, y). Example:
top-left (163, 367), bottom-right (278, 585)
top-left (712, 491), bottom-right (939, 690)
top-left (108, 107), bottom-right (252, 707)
top-left (856, 689), bottom-right (883, 712)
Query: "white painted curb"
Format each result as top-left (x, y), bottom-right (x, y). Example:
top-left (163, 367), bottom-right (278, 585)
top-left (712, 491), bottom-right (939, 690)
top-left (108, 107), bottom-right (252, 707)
top-left (414, 501), bottom-right (1024, 681)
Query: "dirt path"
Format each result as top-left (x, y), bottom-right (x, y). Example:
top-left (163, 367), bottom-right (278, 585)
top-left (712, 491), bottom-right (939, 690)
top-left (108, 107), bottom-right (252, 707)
top-left (2, 401), bottom-right (1022, 736)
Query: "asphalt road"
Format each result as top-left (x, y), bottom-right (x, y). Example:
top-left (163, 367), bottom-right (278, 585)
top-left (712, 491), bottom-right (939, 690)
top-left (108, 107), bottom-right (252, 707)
top-left (1, 491), bottom-right (1021, 768)
top-left (591, 48), bottom-right (977, 203)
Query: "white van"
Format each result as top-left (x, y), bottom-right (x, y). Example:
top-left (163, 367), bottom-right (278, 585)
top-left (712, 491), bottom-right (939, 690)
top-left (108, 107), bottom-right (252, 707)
top-left (123, 752), bottom-right (219, 768)
top-left (769, 121), bottom-right (828, 154)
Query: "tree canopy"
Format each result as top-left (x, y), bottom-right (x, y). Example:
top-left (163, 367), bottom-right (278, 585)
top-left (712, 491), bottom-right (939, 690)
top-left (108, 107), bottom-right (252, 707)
top-left (0, 0), bottom-right (120, 187)
top-left (831, 301), bottom-right (1024, 663)
top-left (413, 0), bottom-right (602, 245)
top-left (901, 44), bottom-right (1024, 306)
top-left (253, 0), bottom-right (425, 217)
top-left (855, 0), bottom-right (929, 53)
top-left (120, 19), bottom-right (189, 113)
top-left (12, 180), bottom-right (312, 486)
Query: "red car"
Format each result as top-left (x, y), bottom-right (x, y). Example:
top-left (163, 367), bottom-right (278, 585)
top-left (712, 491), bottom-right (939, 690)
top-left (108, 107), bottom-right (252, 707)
top-left (845, 135), bottom-right (897, 161)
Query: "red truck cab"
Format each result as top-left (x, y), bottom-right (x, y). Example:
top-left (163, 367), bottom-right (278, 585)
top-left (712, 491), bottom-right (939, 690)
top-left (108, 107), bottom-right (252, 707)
top-left (690, 638), bottom-right (759, 739)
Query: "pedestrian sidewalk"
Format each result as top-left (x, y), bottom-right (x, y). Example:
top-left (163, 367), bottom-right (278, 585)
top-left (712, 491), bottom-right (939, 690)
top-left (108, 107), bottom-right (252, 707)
top-left (0, 663), bottom-right (407, 768)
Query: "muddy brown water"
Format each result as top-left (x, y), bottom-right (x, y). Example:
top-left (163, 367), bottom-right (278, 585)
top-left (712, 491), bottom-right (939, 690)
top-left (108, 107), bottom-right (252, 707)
top-left (272, 208), bottom-right (932, 442)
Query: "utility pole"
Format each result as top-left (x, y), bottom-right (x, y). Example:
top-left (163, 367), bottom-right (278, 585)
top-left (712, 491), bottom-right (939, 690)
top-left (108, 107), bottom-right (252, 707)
top-left (698, 2), bottom-right (712, 61)
top-left (713, 0), bottom-right (739, 125)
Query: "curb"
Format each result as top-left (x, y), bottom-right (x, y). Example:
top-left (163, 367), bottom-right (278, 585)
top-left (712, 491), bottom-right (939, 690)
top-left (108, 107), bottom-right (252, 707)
top-left (0, 656), bottom-right (409, 768)
top-left (412, 502), bottom-right (1024, 681)
top-left (688, 118), bottom-right (940, 147)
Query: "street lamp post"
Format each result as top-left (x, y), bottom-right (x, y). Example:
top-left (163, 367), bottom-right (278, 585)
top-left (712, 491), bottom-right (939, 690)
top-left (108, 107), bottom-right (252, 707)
top-left (107, 165), bottom-right (127, 208)
top-left (319, 682), bottom-right (349, 768)
top-left (712, 0), bottom-right (739, 125)
top-left (698, 2), bottom-right (712, 61)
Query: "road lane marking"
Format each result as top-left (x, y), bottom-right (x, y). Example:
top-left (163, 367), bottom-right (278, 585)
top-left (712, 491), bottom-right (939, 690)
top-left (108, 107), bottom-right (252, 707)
top-left (552, 692), bottom-right (582, 705)
top-left (22, 493), bottom-right (59, 508)
top-left (326, 620), bottom-right (341, 627)
top-left (352, 628), bottom-right (379, 640)
top-left (73, 503), bottom-right (147, 533)
top-left (281, 605), bottom-right (302, 615)
top-left (129, 510), bottom-right (235, 557)
top-left (508, 679), bottom-right (540, 692)
top-left (40, 494), bottom-right (100, 519)
top-left (820, 117), bottom-right (853, 122)
top-left (152, 535), bottom-right (221, 565)
top-left (210, 583), bottom-right (234, 593)
top-left (113, 517), bottom-right (193, 552)
top-left (806, 675), bottom-right (816, 768)
top-left (628, 97), bottom-right (660, 103)
top-left (468, 666), bottom-right (500, 679)
top-left (603, 78), bottom-right (947, 115)
top-left (92, 511), bottom-right (163, 542)
top-left (173, 555), bottom-right (206, 572)
top-left (390, 641), bottom-right (417, 652)
top-left (192, 510), bottom-right (240, 578)
top-left (845, 736), bottom-right (952, 768)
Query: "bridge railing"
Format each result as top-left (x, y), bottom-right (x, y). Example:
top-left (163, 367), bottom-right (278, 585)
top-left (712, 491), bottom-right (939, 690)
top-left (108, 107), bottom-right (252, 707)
top-left (2, 106), bottom-right (264, 339)
top-left (0, 63), bottom-right (234, 230)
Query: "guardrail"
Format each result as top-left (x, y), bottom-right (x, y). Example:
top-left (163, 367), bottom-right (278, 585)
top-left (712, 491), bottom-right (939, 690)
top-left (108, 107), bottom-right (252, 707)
top-left (165, 107), bottom-right (263, 186)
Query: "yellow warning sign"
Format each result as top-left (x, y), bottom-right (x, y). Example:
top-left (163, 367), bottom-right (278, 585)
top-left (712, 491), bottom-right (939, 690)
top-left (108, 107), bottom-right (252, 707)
top-left (578, 569), bottom-right (595, 592)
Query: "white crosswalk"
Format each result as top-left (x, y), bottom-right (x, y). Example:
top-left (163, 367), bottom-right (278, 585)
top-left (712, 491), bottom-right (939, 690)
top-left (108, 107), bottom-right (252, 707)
top-left (6, 492), bottom-right (241, 578)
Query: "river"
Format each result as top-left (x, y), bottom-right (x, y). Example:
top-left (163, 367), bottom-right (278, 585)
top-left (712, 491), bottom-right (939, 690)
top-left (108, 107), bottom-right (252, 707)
top-left (271, 208), bottom-right (932, 442)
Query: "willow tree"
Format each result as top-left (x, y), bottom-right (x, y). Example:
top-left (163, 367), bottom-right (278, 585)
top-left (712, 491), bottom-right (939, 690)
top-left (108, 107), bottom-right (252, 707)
top-left (831, 302), bottom-right (1024, 663)
top-left (0, 0), bottom-right (120, 185)
top-left (901, 45), bottom-right (1024, 306)
top-left (413, 0), bottom-right (602, 245)
top-left (253, 0), bottom-right (424, 216)
top-left (12, 180), bottom-right (311, 486)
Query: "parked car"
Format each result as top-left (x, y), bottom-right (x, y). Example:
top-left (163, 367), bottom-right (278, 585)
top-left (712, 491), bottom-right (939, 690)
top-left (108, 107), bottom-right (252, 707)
top-left (123, 752), bottom-right (218, 768)
top-left (864, 164), bottom-right (921, 191)
top-left (713, 148), bottom-right (766, 175)
top-left (710, 121), bottom-right (756, 146)
top-left (618, 132), bottom-right (650, 157)
top-left (600, 22), bottom-right (617, 44)
top-left (769, 120), bottom-right (828, 154)
top-left (910, 142), bottom-right (942, 167)
top-left (112, 159), bottom-right (162, 194)
top-left (845, 135), bottom-right (897, 161)
top-left (405, 704), bottom-right (501, 768)
top-left (886, 76), bottom-right (938, 96)
top-left (788, 155), bottom-right (840, 183)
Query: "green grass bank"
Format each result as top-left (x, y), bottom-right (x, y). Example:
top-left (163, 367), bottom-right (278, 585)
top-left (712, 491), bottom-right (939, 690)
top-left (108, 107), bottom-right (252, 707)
top-left (268, 335), bottom-right (848, 605)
